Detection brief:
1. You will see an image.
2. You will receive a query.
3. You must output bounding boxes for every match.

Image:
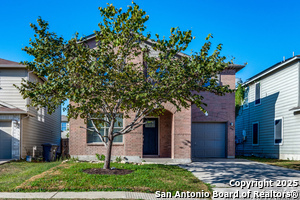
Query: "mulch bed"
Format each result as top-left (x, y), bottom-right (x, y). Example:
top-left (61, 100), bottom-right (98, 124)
top-left (83, 168), bottom-right (134, 175)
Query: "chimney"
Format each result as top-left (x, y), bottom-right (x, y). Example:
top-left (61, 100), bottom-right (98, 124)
top-left (283, 56), bottom-right (285, 62)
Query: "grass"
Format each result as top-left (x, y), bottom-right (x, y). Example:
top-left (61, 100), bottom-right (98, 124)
top-left (0, 161), bottom-right (61, 191)
top-left (237, 156), bottom-right (300, 171)
top-left (14, 162), bottom-right (211, 195)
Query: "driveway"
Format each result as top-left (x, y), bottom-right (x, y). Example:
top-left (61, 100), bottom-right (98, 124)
top-left (180, 159), bottom-right (300, 199)
top-left (0, 159), bottom-right (12, 165)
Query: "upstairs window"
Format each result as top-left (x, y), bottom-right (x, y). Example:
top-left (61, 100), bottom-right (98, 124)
top-left (61, 122), bottom-right (67, 131)
top-left (255, 82), bottom-right (261, 105)
top-left (274, 118), bottom-right (283, 145)
top-left (38, 107), bottom-right (45, 122)
top-left (87, 114), bottom-right (123, 143)
top-left (203, 74), bottom-right (220, 87)
top-left (243, 86), bottom-right (249, 109)
top-left (252, 122), bottom-right (259, 145)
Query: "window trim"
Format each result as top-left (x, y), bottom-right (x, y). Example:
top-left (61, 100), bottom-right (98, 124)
top-left (252, 122), bottom-right (259, 146)
top-left (254, 82), bottom-right (261, 106)
top-left (243, 86), bottom-right (249, 110)
top-left (86, 115), bottom-right (124, 144)
top-left (274, 117), bottom-right (283, 145)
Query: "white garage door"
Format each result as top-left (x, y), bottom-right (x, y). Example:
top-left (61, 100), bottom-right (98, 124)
top-left (0, 121), bottom-right (12, 159)
top-left (192, 123), bottom-right (226, 158)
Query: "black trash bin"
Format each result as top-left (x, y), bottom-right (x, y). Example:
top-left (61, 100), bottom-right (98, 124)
top-left (42, 143), bottom-right (58, 162)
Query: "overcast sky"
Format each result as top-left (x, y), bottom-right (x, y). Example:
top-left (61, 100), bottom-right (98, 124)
top-left (1, 0), bottom-right (300, 115)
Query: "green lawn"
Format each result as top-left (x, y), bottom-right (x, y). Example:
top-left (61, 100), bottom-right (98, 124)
top-left (238, 156), bottom-right (300, 171)
top-left (14, 162), bottom-right (211, 194)
top-left (0, 161), bottom-right (61, 192)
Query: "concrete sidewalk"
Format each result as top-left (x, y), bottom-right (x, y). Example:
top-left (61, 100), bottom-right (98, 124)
top-left (0, 191), bottom-right (203, 199)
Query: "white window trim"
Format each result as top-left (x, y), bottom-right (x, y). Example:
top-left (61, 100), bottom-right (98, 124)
top-left (87, 116), bottom-right (124, 144)
top-left (274, 117), bottom-right (283, 146)
top-left (252, 122), bottom-right (259, 146)
top-left (243, 86), bottom-right (249, 110)
top-left (254, 82), bottom-right (261, 106)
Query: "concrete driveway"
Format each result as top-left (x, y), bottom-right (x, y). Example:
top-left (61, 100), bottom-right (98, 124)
top-left (0, 159), bottom-right (12, 165)
top-left (180, 159), bottom-right (300, 199)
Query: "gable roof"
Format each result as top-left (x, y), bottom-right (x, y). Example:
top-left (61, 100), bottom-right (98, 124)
top-left (0, 58), bottom-right (47, 82)
top-left (0, 100), bottom-right (27, 114)
top-left (0, 58), bottom-right (26, 68)
top-left (81, 34), bottom-right (245, 72)
top-left (243, 55), bottom-right (300, 86)
top-left (0, 58), bottom-right (20, 65)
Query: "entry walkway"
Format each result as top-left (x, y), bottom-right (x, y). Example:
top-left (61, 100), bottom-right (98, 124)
top-left (0, 159), bottom-right (12, 165)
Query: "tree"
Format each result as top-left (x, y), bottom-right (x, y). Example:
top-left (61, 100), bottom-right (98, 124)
top-left (17, 2), bottom-right (233, 169)
top-left (235, 82), bottom-right (245, 116)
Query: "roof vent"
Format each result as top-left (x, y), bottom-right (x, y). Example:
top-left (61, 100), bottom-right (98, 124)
top-left (293, 52), bottom-right (295, 57)
top-left (283, 56), bottom-right (285, 62)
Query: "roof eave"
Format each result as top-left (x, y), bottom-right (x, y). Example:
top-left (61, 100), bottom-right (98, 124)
top-left (243, 56), bottom-right (300, 86)
top-left (0, 64), bottom-right (26, 68)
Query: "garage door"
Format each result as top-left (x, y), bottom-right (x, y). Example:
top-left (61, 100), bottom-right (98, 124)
top-left (192, 123), bottom-right (226, 158)
top-left (0, 121), bottom-right (12, 159)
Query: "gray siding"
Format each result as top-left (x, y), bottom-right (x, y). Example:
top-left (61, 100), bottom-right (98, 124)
top-left (21, 73), bottom-right (61, 158)
top-left (21, 106), bottom-right (61, 158)
top-left (0, 68), bottom-right (27, 110)
top-left (236, 61), bottom-right (300, 159)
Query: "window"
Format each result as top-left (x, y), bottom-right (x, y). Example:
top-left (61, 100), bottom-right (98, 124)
top-left (252, 122), bottom-right (259, 145)
top-left (255, 82), bottom-right (261, 105)
top-left (38, 107), bottom-right (45, 122)
top-left (87, 115), bottom-right (123, 143)
top-left (61, 122), bottom-right (67, 131)
top-left (203, 74), bottom-right (220, 87)
top-left (274, 118), bottom-right (283, 145)
top-left (243, 86), bottom-right (249, 109)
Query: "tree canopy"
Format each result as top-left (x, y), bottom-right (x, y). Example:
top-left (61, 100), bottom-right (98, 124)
top-left (17, 2), bottom-right (233, 169)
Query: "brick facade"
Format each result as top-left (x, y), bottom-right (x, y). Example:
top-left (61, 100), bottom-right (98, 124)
top-left (69, 36), bottom-right (240, 160)
top-left (191, 69), bottom-right (236, 158)
top-left (69, 104), bottom-right (191, 159)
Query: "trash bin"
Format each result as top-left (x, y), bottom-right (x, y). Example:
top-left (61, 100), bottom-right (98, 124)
top-left (42, 143), bottom-right (58, 162)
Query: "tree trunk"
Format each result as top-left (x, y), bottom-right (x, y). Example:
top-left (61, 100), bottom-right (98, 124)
top-left (103, 139), bottom-right (113, 169)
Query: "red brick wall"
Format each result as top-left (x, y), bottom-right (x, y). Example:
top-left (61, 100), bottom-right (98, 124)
top-left (191, 69), bottom-right (236, 157)
top-left (159, 110), bottom-right (172, 158)
top-left (69, 116), bottom-right (125, 157)
top-left (124, 111), bottom-right (143, 157)
top-left (173, 106), bottom-right (192, 159)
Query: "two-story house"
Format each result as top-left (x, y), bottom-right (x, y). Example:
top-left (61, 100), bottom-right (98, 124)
top-left (69, 35), bottom-right (245, 162)
top-left (236, 55), bottom-right (300, 160)
top-left (0, 58), bottom-right (61, 160)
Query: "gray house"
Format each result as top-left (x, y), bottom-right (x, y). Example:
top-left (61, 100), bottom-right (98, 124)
top-left (236, 55), bottom-right (300, 160)
top-left (0, 58), bottom-right (61, 160)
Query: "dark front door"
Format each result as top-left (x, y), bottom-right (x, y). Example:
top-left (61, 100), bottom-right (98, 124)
top-left (143, 118), bottom-right (158, 155)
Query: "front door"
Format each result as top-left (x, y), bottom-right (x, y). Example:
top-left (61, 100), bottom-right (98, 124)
top-left (143, 118), bottom-right (158, 155)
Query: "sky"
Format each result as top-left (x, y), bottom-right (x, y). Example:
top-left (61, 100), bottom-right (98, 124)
top-left (1, 0), bottom-right (300, 115)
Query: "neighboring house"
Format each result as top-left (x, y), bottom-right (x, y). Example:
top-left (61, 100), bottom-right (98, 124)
top-left (0, 58), bottom-right (61, 160)
top-left (69, 35), bottom-right (245, 162)
top-left (236, 56), bottom-right (300, 160)
top-left (61, 115), bottom-right (69, 139)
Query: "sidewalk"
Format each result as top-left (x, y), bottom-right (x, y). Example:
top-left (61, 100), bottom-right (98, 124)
top-left (0, 191), bottom-right (202, 199)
